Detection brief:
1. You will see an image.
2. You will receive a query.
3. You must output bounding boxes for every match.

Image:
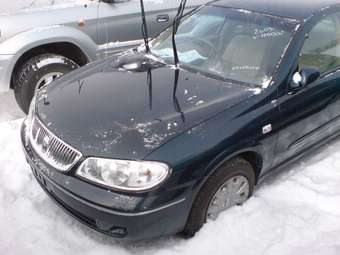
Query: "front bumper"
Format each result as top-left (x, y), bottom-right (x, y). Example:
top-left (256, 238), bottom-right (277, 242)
top-left (0, 54), bottom-right (15, 92)
top-left (21, 122), bottom-right (192, 241)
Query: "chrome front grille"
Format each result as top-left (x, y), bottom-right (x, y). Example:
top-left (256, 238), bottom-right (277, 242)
top-left (29, 117), bottom-right (82, 172)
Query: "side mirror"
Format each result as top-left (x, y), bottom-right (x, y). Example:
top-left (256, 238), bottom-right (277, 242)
top-left (290, 67), bottom-right (320, 91)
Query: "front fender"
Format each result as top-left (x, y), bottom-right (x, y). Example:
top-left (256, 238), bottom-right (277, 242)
top-left (0, 25), bottom-right (98, 60)
top-left (0, 25), bottom-right (99, 92)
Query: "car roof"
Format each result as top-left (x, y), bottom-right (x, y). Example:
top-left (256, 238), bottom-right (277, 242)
top-left (211, 0), bottom-right (340, 20)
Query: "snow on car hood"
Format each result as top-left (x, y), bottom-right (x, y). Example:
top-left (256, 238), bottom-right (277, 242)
top-left (35, 53), bottom-right (256, 160)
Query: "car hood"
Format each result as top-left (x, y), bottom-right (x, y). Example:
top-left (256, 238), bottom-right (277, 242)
top-left (36, 53), bottom-right (257, 160)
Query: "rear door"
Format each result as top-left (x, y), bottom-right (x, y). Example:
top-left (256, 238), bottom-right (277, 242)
top-left (97, 0), bottom-right (208, 57)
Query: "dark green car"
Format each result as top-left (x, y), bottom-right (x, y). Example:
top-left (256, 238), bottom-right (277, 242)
top-left (22, 0), bottom-right (340, 240)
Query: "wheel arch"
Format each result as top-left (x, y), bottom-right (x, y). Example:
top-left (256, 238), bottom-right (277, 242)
top-left (10, 42), bottom-right (89, 89)
top-left (0, 25), bottom-right (98, 90)
top-left (239, 151), bottom-right (263, 183)
top-left (202, 148), bottom-right (264, 186)
top-left (182, 149), bottom-right (263, 236)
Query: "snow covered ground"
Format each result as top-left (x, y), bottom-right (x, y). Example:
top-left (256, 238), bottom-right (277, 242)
top-left (0, 92), bottom-right (24, 121)
top-left (0, 91), bottom-right (340, 255)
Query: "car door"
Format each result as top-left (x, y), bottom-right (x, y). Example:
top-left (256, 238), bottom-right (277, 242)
top-left (274, 13), bottom-right (340, 165)
top-left (97, 0), bottom-right (208, 57)
top-left (73, 3), bottom-right (100, 44)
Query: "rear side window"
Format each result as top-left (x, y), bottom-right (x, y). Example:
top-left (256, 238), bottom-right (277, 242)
top-left (300, 13), bottom-right (340, 73)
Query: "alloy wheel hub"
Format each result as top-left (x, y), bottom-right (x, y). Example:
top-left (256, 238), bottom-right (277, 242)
top-left (36, 72), bottom-right (63, 90)
top-left (206, 175), bottom-right (250, 221)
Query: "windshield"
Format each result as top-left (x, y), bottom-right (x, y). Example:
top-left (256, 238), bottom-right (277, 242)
top-left (150, 6), bottom-right (299, 87)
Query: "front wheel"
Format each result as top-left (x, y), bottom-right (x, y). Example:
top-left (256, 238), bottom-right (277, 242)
top-left (182, 157), bottom-right (255, 237)
top-left (13, 54), bottom-right (79, 113)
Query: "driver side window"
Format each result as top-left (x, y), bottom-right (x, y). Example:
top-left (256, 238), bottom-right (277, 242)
top-left (299, 13), bottom-right (340, 74)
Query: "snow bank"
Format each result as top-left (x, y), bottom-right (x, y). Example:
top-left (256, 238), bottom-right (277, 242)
top-left (0, 118), bottom-right (340, 255)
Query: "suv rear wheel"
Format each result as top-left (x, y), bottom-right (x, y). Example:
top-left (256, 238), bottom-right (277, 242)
top-left (182, 157), bottom-right (255, 237)
top-left (13, 54), bottom-right (79, 113)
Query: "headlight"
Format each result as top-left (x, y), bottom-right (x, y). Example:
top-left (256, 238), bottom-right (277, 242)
top-left (76, 158), bottom-right (171, 191)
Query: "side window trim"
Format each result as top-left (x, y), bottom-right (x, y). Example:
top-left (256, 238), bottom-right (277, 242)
top-left (321, 66), bottom-right (340, 79)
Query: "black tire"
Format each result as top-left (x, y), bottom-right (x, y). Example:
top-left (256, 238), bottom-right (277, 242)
top-left (13, 54), bottom-right (79, 113)
top-left (182, 157), bottom-right (255, 237)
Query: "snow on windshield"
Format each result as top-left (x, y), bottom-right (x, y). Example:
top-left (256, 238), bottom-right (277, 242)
top-left (151, 6), bottom-right (298, 88)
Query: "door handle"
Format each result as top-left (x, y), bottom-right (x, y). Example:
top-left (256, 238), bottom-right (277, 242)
top-left (157, 14), bottom-right (169, 23)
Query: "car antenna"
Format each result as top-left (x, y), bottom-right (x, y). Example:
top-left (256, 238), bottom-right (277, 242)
top-left (172, 0), bottom-right (187, 67)
top-left (147, 68), bottom-right (153, 110)
top-left (139, 0), bottom-right (150, 53)
top-left (173, 69), bottom-right (185, 123)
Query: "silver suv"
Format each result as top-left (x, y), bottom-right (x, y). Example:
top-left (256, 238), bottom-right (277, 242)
top-left (0, 0), bottom-right (207, 112)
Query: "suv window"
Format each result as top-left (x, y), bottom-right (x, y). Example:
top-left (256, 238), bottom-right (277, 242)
top-left (300, 14), bottom-right (340, 73)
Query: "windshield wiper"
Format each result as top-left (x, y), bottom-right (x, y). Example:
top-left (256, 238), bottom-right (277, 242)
top-left (139, 0), bottom-right (150, 53)
top-left (172, 0), bottom-right (187, 67)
